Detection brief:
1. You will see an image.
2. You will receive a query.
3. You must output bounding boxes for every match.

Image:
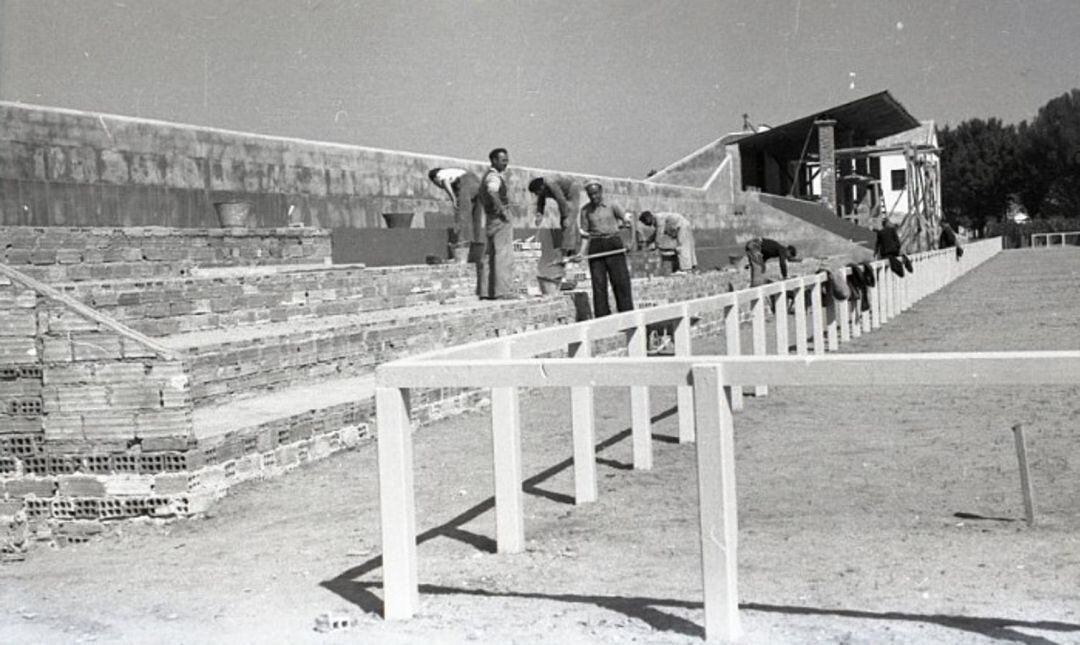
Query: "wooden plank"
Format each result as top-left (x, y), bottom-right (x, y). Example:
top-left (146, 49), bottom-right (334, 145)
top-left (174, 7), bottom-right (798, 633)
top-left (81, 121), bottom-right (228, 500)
top-left (825, 293), bottom-right (840, 352)
top-left (685, 291), bottom-right (738, 320)
top-left (1012, 424), bottom-right (1036, 525)
top-left (719, 353), bottom-right (1080, 387)
top-left (490, 341), bottom-right (524, 552)
top-left (376, 386), bottom-right (419, 619)
top-left (793, 283), bottom-right (808, 356)
top-left (626, 317), bottom-right (653, 470)
top-left (377, 351), bottom-right (1080, 389)
top-left (692, 365), bottom-right (741, 642)
top-left (723, 302), bottom-right (743, 410)
top-left (838, 291), bottom-right (851, 343)
top-left (751, 292), bottom-right (767, 397)
top-left (810, 278), bottom-right (825, 355)
top-left (899, 267), bottom-right (909, 312)
top-left (879, 268), bottom-right (891, 324)
top-left (774, 292), bottom-right (789, 357)
top-left (674, 307), bottom-right (695, 443)
top-left (0, 263), bottom-right (179, 360)
top-left (887, 268), bottom-right (898, 320)
top-left (491, 383), bottom-right (525, 552)
top-left (870, 265), bottom-right (883, 329)
top-left (510, 325), bottom-right (588, 359)
top-left (569, 332), bottom-right (597, 504)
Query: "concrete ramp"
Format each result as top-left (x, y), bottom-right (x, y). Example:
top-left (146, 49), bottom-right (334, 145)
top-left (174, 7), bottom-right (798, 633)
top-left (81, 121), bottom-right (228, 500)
top-left (758, 193), bottom-right (875, 246)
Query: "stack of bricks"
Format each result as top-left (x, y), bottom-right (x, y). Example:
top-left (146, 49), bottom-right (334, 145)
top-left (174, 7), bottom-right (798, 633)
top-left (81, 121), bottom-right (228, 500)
top-left (0, 226), bottom-right (331, 283)
top-left (1, 421), bottom-right (364, 549)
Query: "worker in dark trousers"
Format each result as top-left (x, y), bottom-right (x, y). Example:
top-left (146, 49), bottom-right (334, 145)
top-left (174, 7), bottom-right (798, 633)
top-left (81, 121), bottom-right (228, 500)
top-left (875, 218), bottom-right (910, 276)
top-left (745, 237), bottom-right (797, 287)
top-left (578, 181), bottom-right (634, 317)
top-left (939, 220), bottom-right (964, 259)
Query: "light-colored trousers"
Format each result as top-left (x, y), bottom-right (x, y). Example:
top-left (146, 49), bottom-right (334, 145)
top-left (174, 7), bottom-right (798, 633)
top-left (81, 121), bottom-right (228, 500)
top-left (480, 219), bottom-right (514, 298)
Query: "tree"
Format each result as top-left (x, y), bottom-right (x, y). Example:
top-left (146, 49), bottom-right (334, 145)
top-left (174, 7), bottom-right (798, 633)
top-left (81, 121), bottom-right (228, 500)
top-left (937, 118), bottom-right (1022, 236)
top-left (1024, 89), bottom-right (1080, 218)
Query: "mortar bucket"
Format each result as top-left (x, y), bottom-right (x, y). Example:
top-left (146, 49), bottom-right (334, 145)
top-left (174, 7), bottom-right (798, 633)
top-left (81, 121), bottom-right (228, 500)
top-left (214, 201), bottom-right (252, 227)
top-left (538, 276), bottom-right (562, 296)
top-left (451, 243), bottom-right (470, 264)
top-left (382, 212), bottom-right (414, 229)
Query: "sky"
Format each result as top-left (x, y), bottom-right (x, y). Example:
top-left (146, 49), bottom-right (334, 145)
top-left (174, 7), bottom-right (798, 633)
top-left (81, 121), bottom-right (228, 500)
top-left (2, 0), bottom-right (1079, 178)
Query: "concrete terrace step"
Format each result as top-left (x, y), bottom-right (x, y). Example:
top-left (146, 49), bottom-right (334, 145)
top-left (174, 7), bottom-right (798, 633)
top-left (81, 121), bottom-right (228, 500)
top-left (166, 295), bottom-right (574, 408)
top-left (160, 298), bottom-right (487, 351)
top-left (51, 262), bottom-right (477, 337)
top-left (191, 372), bottom-right (375, 443)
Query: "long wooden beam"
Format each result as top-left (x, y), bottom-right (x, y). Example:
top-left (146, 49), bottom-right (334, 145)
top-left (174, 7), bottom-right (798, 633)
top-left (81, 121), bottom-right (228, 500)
top-left (377, 351), bottom-right (1080, 389)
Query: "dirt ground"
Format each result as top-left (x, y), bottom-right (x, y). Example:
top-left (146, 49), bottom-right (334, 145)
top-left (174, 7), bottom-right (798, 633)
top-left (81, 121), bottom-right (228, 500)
top-left (3, 248), bottom-right (1080, 644)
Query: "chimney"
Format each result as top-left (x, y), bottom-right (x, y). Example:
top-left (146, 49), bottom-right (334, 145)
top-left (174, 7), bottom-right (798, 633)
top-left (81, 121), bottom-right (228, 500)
top-left (816, 119), bottom-right (838, 215)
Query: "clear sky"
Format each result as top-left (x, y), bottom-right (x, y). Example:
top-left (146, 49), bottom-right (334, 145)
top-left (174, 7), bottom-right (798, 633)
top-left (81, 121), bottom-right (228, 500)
top-left (2, 0), bottom-right (1078, 177)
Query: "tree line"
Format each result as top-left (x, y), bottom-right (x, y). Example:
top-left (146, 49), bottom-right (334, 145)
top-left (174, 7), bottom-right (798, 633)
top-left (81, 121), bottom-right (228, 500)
top-left (938, 88), bottom-right (1080, 237)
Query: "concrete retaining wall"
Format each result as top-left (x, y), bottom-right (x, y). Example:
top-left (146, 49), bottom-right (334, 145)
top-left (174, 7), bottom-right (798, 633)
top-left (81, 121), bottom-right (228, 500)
top-left (0, 102), bottom-right (872, 266)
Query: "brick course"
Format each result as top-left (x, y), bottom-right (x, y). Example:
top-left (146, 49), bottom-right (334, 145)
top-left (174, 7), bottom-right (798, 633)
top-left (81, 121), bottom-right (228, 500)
top-left (0, 226), bottom-right (331, 283)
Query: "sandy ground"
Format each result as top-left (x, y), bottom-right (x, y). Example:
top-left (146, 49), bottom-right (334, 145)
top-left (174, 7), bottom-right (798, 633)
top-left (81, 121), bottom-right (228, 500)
top-left (3, 248), bottom-right (1080, 645)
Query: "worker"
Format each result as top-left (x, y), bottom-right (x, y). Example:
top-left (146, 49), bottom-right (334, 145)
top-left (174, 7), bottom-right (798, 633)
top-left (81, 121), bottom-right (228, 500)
top-left (528, 176), bottom-right (582, 288)
top-left (477, 148), bottom-right (517, 299)
top-left (939, 220), bottom-right (964, 260)
top-left (875, 218), bottom-right (911, 276)
top-left (528, 176), bottom-right (581, 255)
top-left (745, 237), bottom-right (797, 287)
top-left (427, 167), bottom-right (484, 275)
top-left (638, 210), bottom-right (697, 273)
top-left (427, 168), bottom-right (483, 246)
top-left (578, 181), bottom-right (634, 316)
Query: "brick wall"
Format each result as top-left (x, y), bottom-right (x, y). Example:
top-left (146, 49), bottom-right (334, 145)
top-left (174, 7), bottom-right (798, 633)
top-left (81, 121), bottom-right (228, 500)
top-left (0, 268), bottom-right (194, 475)
top-left (0, 226), bottom-right (331, 283)
top-left (57, 262), bottom-right (476, 336)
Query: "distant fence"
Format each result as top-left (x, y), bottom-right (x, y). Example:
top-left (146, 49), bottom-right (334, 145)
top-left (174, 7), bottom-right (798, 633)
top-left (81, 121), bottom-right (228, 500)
top-left (374, 238), bottom-right (1005, 641)
top-left (1031, 231), bottom-right (1080, 247)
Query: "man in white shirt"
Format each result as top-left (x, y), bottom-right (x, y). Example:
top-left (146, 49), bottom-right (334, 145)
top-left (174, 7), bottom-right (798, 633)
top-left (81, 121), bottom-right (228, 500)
top-left (427, 167), bottom-right (483, 249)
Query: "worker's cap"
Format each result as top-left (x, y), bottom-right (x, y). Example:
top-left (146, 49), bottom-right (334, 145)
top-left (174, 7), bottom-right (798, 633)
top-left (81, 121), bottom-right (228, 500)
top-left (583, 180), bottom-right (603, 191)
top-left (527, 177), bottom-right (545, 193)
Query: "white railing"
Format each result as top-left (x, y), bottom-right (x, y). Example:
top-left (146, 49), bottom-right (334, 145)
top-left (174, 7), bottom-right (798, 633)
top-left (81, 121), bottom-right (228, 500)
top-left (1031, 231), bottom-right (1080, 247)
top-left (374, 238), bottom-right (1004, 641)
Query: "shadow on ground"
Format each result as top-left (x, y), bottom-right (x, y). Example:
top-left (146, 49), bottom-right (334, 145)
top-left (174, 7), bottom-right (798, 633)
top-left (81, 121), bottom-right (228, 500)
top-left (321, 405), bottom-right (1079, 644)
